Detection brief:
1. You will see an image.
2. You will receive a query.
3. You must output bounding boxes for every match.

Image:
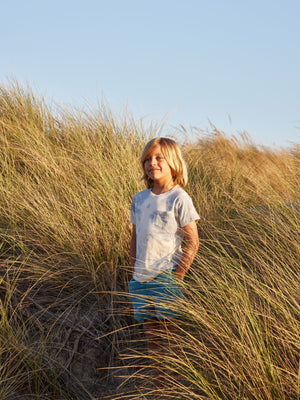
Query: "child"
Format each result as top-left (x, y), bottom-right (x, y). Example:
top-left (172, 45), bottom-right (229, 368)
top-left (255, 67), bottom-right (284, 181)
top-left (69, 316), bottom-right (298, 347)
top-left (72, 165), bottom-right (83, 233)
top-left (129, 137), bottom-right (200, 388)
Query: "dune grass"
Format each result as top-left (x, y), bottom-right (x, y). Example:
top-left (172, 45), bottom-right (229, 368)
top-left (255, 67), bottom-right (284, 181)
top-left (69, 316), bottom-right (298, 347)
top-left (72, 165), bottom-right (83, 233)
top-left (0, 81), bottom-right (299, 399)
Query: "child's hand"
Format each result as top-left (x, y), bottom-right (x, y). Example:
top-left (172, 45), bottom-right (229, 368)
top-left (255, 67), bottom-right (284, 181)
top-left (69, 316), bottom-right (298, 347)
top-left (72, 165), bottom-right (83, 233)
top-left (174, 269), bottom-right (185, 283)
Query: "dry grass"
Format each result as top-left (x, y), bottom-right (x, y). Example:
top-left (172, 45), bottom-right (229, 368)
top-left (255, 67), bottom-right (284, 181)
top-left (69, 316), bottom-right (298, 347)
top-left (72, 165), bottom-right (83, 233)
top-left (0, 81), bottom-right (299, 399)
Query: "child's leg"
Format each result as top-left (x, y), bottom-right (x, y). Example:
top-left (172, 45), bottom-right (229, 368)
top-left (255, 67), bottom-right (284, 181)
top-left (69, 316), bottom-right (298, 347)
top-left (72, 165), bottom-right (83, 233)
top-left (143, 318), bottom-right (164, 388)
top-left (143, 318), bottom-right (178, 390)
top-left (144, 318), bottom-right (162, 356)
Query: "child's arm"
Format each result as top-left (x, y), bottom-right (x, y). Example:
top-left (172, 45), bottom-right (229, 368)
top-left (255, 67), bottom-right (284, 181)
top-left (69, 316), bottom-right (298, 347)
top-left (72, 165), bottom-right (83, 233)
top-left (175, 220), bottom-right (199, 281)
top-left (129, 224), bottom-right (136, 277)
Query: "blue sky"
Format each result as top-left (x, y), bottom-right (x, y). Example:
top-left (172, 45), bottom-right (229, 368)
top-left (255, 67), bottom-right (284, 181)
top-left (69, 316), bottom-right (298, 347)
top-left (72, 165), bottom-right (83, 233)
top-left (1, 0), bottom-right (300, 147)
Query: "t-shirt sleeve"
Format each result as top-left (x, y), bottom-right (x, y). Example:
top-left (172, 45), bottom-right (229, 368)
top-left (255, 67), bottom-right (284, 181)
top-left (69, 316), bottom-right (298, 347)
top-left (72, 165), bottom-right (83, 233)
top-left (130, 196), bottom-right (136, 224)
top-left (176, 193), bottom-right (200, 227)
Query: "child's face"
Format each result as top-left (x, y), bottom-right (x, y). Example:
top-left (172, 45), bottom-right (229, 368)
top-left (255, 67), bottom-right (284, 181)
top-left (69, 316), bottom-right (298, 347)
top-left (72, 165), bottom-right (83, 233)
top-left (144, 146), bottom-right (173, 185)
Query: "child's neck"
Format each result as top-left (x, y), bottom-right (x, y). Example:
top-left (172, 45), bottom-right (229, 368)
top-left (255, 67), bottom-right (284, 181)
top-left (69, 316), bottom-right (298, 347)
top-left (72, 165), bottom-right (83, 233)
top-left (151, 180), bottom-right (176, 195)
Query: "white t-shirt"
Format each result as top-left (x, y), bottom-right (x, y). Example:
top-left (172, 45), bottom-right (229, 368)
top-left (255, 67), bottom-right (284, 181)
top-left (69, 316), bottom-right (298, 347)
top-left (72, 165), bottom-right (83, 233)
top-left (130, 186), bottom-right (200, 282)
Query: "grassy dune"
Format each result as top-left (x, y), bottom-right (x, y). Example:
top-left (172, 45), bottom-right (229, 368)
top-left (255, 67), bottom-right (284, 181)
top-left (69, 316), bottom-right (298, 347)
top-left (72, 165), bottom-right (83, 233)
top-left (0, 82), bottom-right (299, 399)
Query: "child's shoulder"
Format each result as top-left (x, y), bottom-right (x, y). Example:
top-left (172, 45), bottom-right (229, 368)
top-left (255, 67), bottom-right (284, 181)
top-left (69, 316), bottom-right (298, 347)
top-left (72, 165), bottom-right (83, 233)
top-left (172, 186), bottom-right (191, 200)
top-left (132, 188), bottom-right (151, 201)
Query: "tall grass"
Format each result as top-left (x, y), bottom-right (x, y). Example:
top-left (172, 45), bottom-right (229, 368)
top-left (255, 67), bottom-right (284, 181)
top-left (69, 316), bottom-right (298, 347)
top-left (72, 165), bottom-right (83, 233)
top-left (120, 131), bottom-right (299, 400)
top-left (0, 82), bottom-right (149, 284)
top-left (0, 81), bottom-right (148, 399)
top-left (145, 203), bottom-right (299, 399)
top-left (0, 81), bottom-right (299, 399)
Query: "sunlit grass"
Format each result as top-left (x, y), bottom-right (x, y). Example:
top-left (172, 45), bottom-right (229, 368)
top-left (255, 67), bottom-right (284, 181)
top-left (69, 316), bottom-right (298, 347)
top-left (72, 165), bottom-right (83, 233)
top-left (0, 81), bottom-right (299, 399)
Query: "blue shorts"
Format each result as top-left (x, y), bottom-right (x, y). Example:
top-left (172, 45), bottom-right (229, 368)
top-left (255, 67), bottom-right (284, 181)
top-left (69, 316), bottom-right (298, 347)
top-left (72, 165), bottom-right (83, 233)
top-left (128, 269), bottom-right (184, 321)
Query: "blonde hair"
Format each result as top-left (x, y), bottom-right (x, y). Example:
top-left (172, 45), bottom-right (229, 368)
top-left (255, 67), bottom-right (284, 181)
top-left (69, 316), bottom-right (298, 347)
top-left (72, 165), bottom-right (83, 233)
top-left (140, 137), bottom-right (188, 189)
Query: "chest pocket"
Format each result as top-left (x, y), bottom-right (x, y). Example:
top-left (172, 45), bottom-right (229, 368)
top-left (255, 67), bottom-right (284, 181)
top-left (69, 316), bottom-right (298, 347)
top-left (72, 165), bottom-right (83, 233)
top-left (153, 211), bottom-right (176, 232)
